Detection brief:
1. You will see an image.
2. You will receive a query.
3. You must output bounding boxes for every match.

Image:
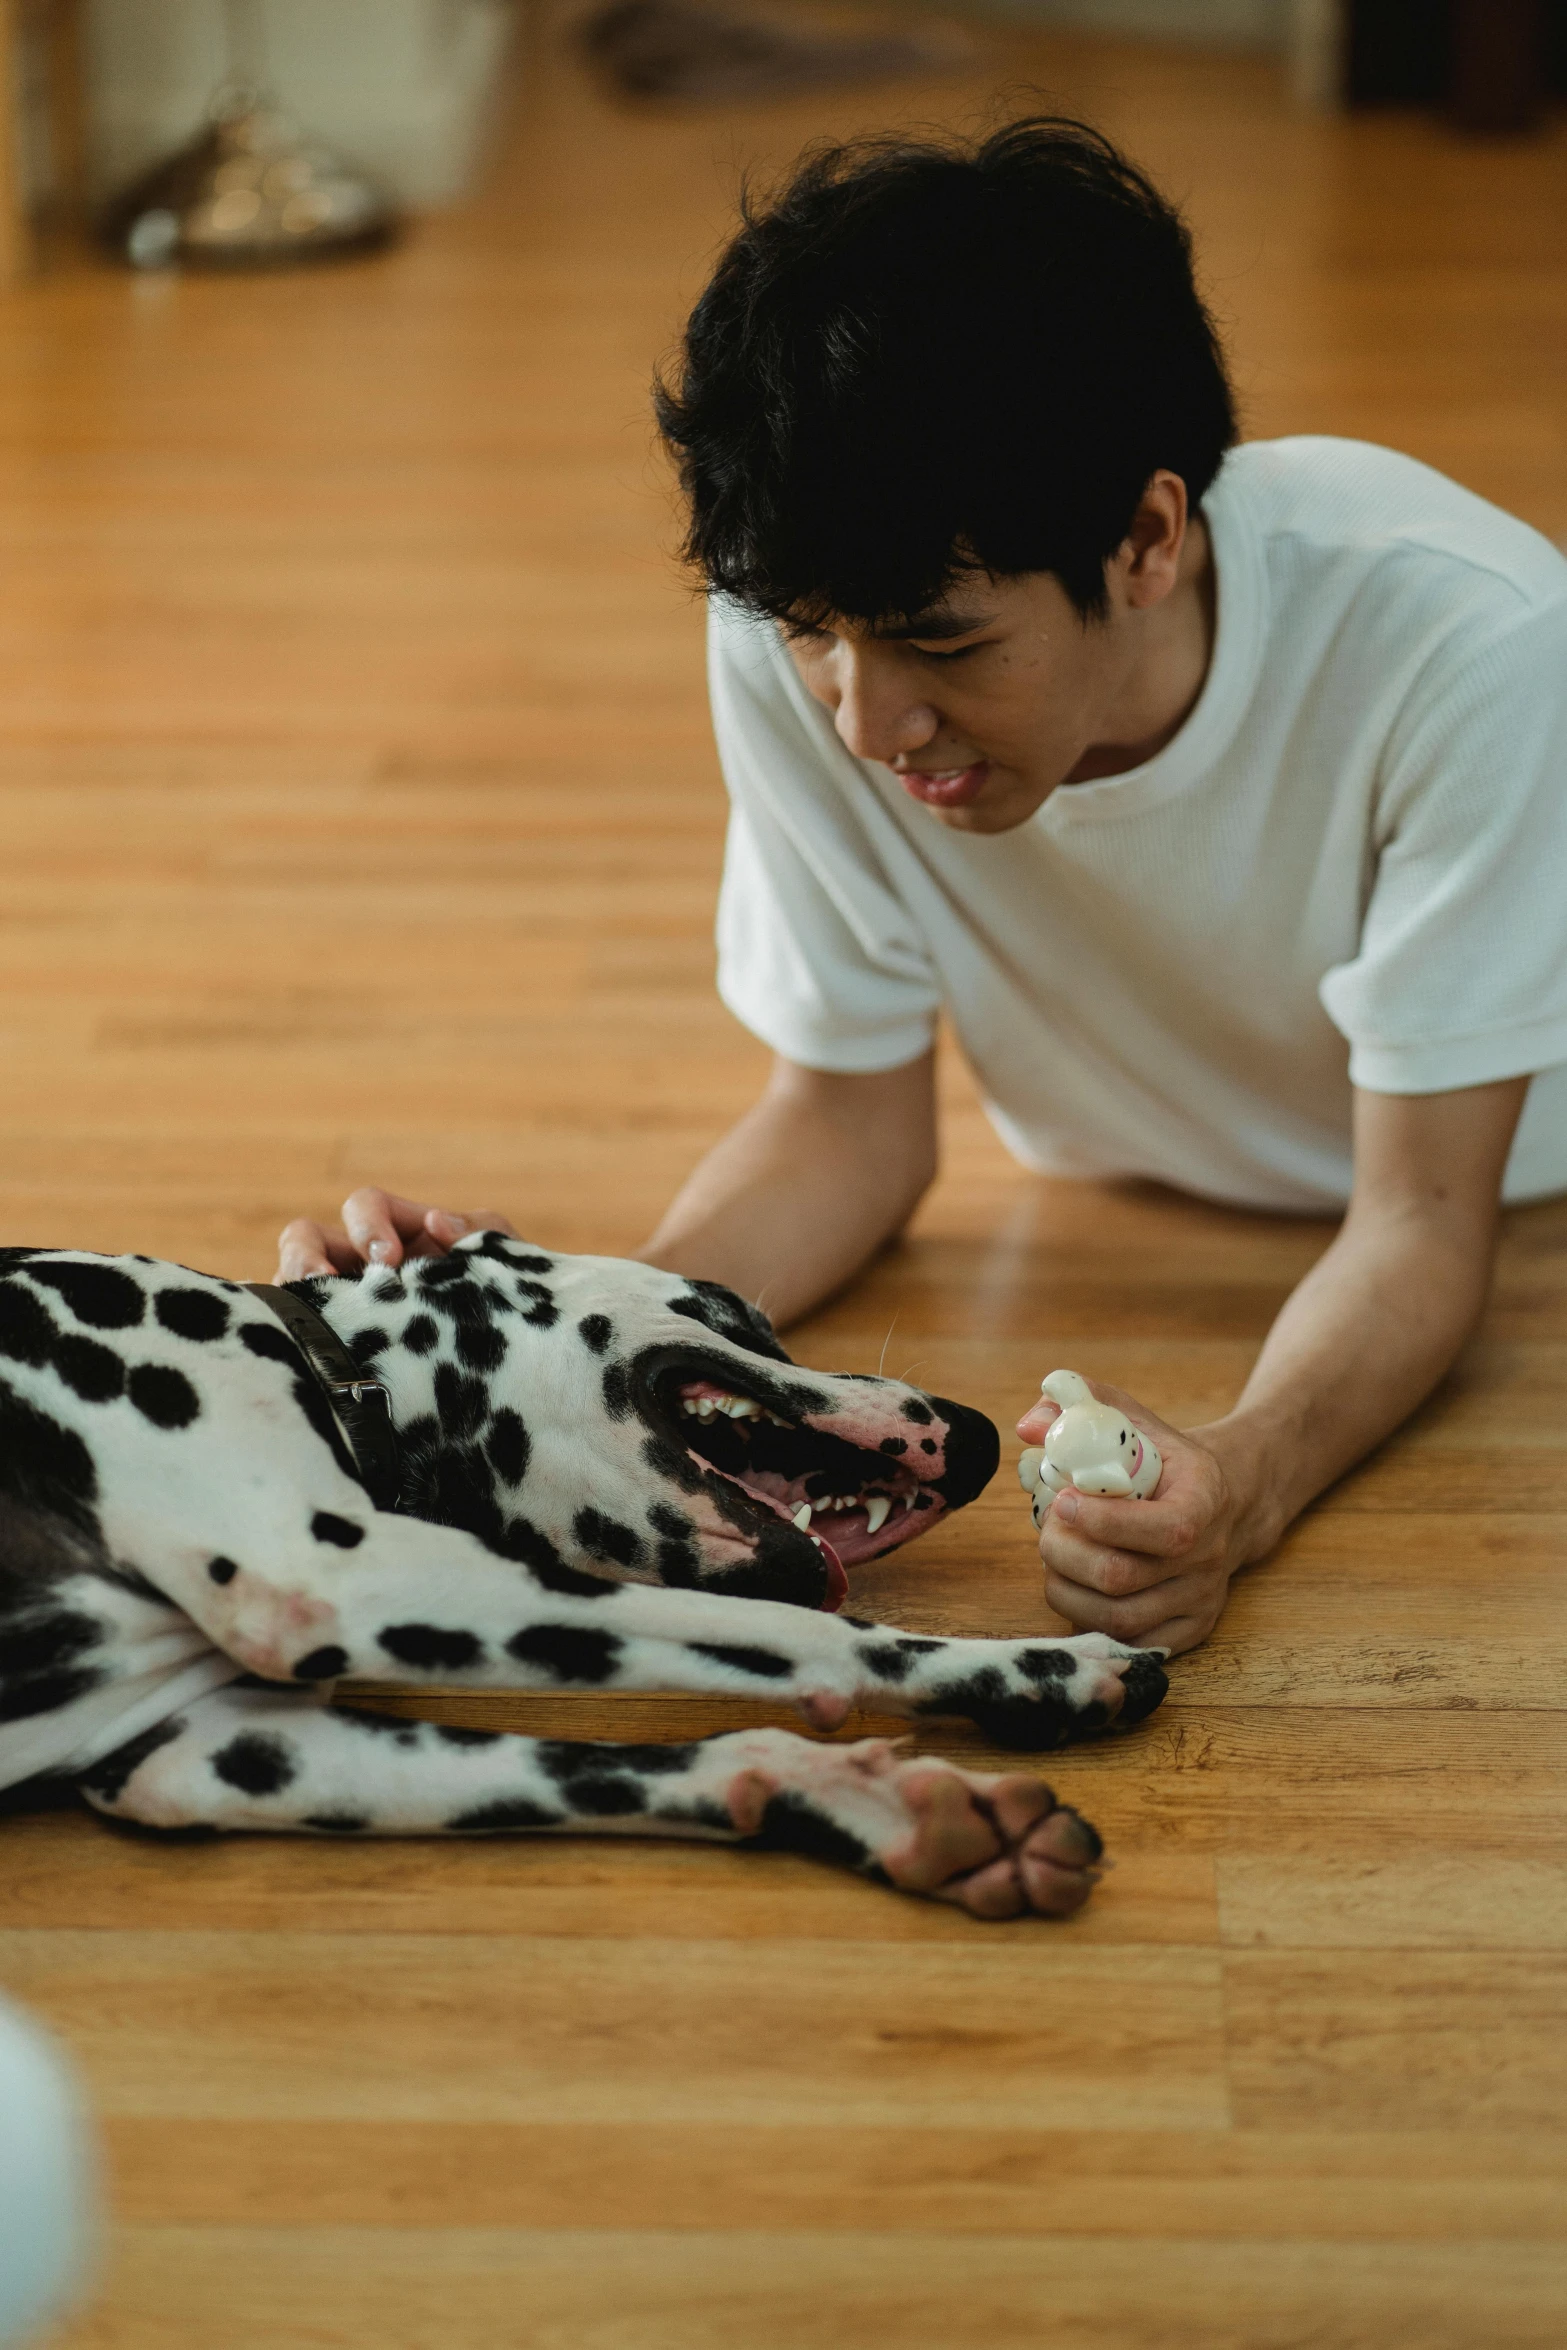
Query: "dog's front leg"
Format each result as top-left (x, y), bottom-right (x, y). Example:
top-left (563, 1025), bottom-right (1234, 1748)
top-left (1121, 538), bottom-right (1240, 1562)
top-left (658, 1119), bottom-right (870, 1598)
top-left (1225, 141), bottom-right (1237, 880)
top-left (77, 1685), bottom-right (1104, 1920)
top-left (193, 1515), bottom-right (1166, 1750)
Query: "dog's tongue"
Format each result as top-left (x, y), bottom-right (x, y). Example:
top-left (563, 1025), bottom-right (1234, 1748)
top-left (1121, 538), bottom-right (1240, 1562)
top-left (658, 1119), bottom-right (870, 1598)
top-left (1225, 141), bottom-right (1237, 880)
top-left (816, 1535), bottom-right (849, 1611)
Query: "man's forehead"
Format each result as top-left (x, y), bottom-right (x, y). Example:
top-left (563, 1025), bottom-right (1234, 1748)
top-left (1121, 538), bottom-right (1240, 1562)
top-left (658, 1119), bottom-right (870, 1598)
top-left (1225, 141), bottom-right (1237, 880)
top-left (790, 597), bottom-right (1004, 641)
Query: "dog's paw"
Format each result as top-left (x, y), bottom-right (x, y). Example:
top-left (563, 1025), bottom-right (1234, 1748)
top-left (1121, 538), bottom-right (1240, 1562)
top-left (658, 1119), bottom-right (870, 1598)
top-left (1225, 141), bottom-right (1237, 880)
top-left (917, 1635), bottom-right (1169, 1751)
top-left (728, 1738), bottom-right (1103, 1918)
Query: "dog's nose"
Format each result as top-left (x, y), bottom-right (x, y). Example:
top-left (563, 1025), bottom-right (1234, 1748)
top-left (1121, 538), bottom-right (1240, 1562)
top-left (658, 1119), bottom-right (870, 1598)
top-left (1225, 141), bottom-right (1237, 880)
top-left (925, 1398), bottom-right (1000, 1509)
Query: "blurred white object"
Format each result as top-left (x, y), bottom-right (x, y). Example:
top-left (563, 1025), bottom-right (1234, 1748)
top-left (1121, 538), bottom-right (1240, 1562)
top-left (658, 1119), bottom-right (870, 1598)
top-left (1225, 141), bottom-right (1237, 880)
top-left (0, 1998), bottom-right (99, 2346)
top-left (1288, 0), bottom-right (1344, 109)
top-left (85, 0), bottom-right (518, 209)
top-left (1017, 1369), bottom-right (1163, 1525)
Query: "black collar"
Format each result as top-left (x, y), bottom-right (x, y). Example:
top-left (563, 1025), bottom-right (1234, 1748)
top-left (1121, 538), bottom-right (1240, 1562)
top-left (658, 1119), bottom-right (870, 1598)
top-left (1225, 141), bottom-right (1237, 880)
top-left (244, 1282), bottom-right (403, 1513)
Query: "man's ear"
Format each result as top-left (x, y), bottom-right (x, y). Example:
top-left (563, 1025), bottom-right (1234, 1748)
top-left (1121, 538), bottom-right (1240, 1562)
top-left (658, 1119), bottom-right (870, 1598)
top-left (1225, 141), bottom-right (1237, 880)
top-left (1112, 470), bottom-right (1189, 612)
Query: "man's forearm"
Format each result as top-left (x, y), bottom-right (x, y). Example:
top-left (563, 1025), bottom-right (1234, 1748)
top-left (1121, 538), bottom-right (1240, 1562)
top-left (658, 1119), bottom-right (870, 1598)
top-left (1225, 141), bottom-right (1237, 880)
top-left (637, 1052), bottom-right (938, 1328)
top-left (1198, 1202), bottom-right (1496, 1558)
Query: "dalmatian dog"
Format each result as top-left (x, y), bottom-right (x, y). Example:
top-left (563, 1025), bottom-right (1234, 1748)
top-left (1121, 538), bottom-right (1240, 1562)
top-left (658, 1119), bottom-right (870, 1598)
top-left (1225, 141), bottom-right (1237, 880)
top-left (0, 1235), bottom-right (1168, 1920)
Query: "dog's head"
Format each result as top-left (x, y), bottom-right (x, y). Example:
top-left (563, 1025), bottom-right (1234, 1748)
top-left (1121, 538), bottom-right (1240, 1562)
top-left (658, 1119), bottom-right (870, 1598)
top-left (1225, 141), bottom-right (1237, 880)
top-left (321, 1231), bottom-right (999, 1610)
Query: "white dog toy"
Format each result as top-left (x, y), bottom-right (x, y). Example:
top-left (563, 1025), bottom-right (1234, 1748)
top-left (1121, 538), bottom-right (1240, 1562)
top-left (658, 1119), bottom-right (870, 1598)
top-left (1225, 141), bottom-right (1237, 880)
top-left (1017, 1369), bottom-right (1162, 1527)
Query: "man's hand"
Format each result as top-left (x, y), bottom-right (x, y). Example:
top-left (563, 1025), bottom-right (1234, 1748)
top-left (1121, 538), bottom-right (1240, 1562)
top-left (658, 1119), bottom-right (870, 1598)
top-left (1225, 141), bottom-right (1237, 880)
top-left (1016, 1074), bottom-right (1531, 1658)
top-left (1017, 1382), bottom-right (1247, 1655)
top-left (276, 1188), bottom-right (518, 1281)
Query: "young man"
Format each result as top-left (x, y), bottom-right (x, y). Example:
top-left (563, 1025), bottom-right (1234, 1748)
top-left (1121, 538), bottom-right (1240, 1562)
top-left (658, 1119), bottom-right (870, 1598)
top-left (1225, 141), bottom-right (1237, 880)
top-left (280, 121), bottom-right (1567, 1654)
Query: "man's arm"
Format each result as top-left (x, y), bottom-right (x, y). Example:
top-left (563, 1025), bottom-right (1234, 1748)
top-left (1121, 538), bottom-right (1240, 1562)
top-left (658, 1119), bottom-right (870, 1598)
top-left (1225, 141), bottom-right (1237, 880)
top-left (277, 1052), bottom-right (938, 1328)
top-left (633, 1050), bottom-right (937, 1325)
top-left (1022, 1075), bottom-right (1530, 1655)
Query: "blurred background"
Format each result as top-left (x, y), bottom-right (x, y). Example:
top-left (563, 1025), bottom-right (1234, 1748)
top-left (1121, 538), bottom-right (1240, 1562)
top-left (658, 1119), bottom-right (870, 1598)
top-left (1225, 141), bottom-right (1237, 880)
top-left (0, 6), bottom-right (1563, 2346)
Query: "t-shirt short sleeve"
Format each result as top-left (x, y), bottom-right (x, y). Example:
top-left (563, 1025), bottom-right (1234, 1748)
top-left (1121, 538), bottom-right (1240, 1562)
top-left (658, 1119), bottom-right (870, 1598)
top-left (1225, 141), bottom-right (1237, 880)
top-left (709, 600), bottom-right (941, 1073)
top-left (1319, 592), bottom-right (1567, 1094)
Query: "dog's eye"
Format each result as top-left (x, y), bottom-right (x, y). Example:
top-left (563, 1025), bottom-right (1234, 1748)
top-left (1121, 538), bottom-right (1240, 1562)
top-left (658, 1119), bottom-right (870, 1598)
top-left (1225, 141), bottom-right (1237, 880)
top-left (1119, 1431), bottom-right (1126, 1444)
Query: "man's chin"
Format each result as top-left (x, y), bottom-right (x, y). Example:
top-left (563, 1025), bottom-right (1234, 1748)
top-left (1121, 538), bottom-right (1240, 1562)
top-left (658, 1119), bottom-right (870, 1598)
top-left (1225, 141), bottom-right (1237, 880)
top-left (925, 780), bottom-right (1052, 834)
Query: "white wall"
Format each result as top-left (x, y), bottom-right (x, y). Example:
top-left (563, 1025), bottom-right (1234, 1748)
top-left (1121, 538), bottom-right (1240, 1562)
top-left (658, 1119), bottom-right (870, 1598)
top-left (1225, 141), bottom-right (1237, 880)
top-left (84, 0), bottom-right (519, 206)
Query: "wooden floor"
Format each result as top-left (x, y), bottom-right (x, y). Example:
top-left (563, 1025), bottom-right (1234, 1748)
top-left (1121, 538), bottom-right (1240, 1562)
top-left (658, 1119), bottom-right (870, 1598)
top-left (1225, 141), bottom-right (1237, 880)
top-left (3, 12), bottom-right (1566, 2346)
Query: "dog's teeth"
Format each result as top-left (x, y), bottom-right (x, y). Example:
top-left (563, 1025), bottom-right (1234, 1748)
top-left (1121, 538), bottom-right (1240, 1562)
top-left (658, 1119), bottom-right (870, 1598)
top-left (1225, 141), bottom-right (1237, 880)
top-left (682, 1398), bottom-right (700, 1416)
top-left (864, 1495), bottom-right (891, 1534)
top-left (792, 1503), bottom-right (812, 1529)
top-left (696, 1399), bottom-right (716, 1419)
top-left (727, 1398), bottom-right (761, 1419)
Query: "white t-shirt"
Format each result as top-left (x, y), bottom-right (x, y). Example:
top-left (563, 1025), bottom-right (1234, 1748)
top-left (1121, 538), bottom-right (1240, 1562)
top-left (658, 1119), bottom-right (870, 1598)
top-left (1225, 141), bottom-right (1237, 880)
top-left (710, 437), bottom-right (1567, 1210)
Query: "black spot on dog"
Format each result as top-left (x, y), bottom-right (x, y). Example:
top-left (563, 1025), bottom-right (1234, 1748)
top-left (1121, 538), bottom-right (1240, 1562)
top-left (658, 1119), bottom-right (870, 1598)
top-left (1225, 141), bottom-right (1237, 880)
top-left (373, 1275), bottom-right (405, 1305)
top-left (1016, 1647), bottom-right (1074, 1685)
top-left (578, 1314), bottom-right (612, 1355)
top-left (538, 1740), bottom-right (698, 1780)
top-left (900, 1399), bottom-right (934, 1426)
top-left (294, 1645), bottom-right (350, 1681)
top-left (434, 1362), bottom-right (487, 1443)
top-left (920, 1439), bottom-right (938, 1455)
top-left (76, 1716), bottom-right (185, 1803)
top-left (212, 1731), bottom-right (297, 1796)
top-left (53, 1335), bottom-right (126, 1404)
top-left (127, 1364), bottom-right (200, 1430)
top-left (669, 1280), bottom-right (792, 1364)
top-left (647, 1502), bottom-right (692, 1540)
top-left (402, 1314), bottom-right (440, 1355)
top-left (0, 1280), bottom-right (56, 1366)
top-left (311, 1512), bottom-right (364, 1549)
top-left (0, 1381), bottom-right (100, 1533)
top-left (349, 1327), bottom-right (391, 1366)
top-left (0, 1608), bottom-right (102, 1683)
top-left (485, 1408), bottom-right (530, 1487)
top-left (514, 1279), bottom-right (558, 1330)
top-left (29, 1261), bottom-right (145, 1330)
top-left (207, 1556), bottom-right (239, 1586)
top-left (436, 1723), bottom-right (501, 1747)
top-left (878, 1437), bottom-right (908, 1456)
top-left (1116, 1653), bottom-right (1170, 1724)
top-left (335, 1707), bottom-right (422, 1747)
top-left (602, 1362), bottom-right (631, 1421)
top-left (855, 1641), bottom-right (912, 1683)
top-left (506, 1624), bottom-right (622, 1683)
top-left (416, 1257), bottom-right (469, 1290)
top-left (897, 1636), bottom-right (943, 1655)
top-left (240, 1320), bottom-right (303, 1369)
top-left (641, 1434), bottom-right (704, 1493)
top-left (0, 1663), bottom-right (104, 1723)
top-left (921, 1669), bottom-right (1083, 1753)
top-left (687, 1641), bottom-right (792, 1680)
top-left (0, 1247), bottom-right (42, 1268)
top-left (155, 1288), bottom-right (230, 1342)
top-left (504, 1520), bottom-right (617, 1598)
top-left (573, 1508), bottom-right (643, 1569)
top-left (563, 1774), bottom-right (647, 1817)
top-left (654, 1539), bottom-right (701, 1587)
top-left (456, 1320), bottom-right (508, 1374)
top-left (379, 1623), bottom-right (482, 1673)
top-left (447, 1797), bottom-right (562, 1832)
top-left (747, 1791), bottom-right (871, 1871)
top-left (304, 1812), bottom-right (371, 1833)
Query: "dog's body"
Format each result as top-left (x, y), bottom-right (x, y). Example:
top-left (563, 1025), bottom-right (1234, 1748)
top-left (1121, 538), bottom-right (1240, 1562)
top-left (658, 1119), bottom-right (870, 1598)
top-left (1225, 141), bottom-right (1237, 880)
top-left (0, 1235), bottom-right (1167, 1918)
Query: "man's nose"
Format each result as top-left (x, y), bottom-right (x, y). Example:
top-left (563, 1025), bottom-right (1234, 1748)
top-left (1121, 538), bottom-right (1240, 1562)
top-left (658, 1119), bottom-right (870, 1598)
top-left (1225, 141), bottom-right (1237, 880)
top-left (830, 658), bottom-right (938, 764)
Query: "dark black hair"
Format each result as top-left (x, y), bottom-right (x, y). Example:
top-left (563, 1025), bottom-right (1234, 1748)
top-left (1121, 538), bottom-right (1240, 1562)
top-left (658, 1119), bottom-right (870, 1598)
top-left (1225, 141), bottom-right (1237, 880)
top-left (655, 115), bottom-right (1236, 624)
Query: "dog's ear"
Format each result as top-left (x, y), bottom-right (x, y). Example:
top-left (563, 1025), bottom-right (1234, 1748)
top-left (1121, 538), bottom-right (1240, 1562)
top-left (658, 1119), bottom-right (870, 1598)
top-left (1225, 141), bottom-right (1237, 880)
top-left (666, 1279), bottom-right (792, 1364)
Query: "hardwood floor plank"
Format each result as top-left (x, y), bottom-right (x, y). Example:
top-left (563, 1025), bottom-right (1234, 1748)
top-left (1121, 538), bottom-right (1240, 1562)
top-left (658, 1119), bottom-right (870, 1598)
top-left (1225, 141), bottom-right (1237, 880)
top-left (96, 2118), bottom-right (1567, 2237)
top-left (0, 1931), bottom-right (1228, 2130)
top-left (49, 2226), bottom-right (1567, 2350)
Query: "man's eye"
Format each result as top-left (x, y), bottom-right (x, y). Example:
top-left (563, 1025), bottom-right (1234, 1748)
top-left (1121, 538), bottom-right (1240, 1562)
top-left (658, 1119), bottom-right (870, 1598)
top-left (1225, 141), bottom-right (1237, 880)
top-left (914, 642), bottom-right (982, 663)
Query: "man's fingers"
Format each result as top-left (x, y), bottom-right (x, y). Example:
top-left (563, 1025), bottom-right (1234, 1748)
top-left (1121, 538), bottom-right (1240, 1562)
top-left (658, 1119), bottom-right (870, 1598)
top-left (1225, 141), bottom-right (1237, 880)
top-left (1040, 1528), bottom-right (1175, 1598)
top-left (1044, 1568), bottom-right (1203, 1644)
top-left (1047, 1487), bottom-right (1199, 1559)
top-left (275, 1219), bottom-right (358, 1281)
top-left (340, 1189), bottom-right (437, 1268)
top-left (1014, 1399), bottom-right (1062, 1442)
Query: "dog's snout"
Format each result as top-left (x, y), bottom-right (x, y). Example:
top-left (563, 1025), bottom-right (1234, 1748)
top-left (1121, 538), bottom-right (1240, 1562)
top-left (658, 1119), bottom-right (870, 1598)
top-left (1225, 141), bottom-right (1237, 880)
top-left (925, 1398), bottom-right (1000, 1511)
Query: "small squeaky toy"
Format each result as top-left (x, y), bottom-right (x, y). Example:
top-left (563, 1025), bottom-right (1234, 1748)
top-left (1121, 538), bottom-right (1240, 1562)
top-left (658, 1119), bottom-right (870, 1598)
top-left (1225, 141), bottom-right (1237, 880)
top-left (1017, 1369), bottom-right (1163, 1528)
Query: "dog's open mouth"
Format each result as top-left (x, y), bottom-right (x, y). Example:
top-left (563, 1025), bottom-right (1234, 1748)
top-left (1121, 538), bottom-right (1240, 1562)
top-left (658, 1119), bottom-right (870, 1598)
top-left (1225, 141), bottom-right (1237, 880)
top-left (668, 1373), bottom-right (950, 1602)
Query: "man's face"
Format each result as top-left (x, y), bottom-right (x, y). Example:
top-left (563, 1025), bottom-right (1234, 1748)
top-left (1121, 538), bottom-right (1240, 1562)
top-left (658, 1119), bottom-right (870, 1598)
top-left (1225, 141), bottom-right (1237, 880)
top-left (779, 569), bottom-right (1137, 835)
